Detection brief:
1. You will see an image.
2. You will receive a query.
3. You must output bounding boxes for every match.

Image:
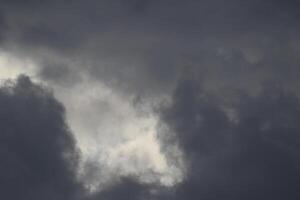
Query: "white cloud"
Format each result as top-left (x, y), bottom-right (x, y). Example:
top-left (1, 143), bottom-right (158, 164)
top-left (46, 71), bottom-right (184, 191)
top-left (0, 49), bottom-right (37, 81)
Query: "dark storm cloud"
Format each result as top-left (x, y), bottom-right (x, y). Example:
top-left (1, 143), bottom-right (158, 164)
top-left (1, 1), bottom-right (300, 200)
top-left (0, 0), bottom-right (299, 96)
top-left (158, 76), bottom-right (300, 200)
top-left (0, 75), bottom-right (84, 200)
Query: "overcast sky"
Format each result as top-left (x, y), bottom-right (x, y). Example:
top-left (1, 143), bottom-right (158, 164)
top-left (1, 1), bottom-right (300, 200)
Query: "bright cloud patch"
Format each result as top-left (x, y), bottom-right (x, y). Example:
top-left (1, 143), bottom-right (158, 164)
top-left (0, 50), bottom-right (37, 81)
top-left (52, 78), bottom-right (183, 191)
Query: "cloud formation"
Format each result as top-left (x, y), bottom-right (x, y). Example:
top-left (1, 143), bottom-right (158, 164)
top-left (1, 0), bottom-right (300, 199)
top-left (159, 76), bottom-right (300, 200)
top-left (0, 0), bottom-right (298, 95)
top-left (0, 75), bottom-right (83, 200)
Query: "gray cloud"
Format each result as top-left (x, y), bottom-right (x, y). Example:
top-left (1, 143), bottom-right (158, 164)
top-left (83, 76), bottom-right (300, 200)
top-left (158, 76), bottom-right (300, 200)
top-left (0, 75), bottom-right (84, 200)
top-left (1, 0), bottom-right (300, 199)
top-left (0, 0), bottom-right (298, 96)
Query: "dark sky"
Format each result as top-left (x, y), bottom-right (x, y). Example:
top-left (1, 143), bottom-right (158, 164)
top-left (1, 0), bottom-right (300, 200)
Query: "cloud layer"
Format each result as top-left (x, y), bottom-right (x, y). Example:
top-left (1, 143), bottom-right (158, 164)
top-left (1, 0), bottom-right (300, 199)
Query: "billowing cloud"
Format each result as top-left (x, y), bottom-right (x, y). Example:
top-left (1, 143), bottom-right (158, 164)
top-left (0, 75), bottom-right (83, 200)
top-left (159, 76), bottom-right (300, 200)
top-left (1, 0), bottom-right (300, 199)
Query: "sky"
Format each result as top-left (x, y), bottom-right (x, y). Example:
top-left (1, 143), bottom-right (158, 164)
top-left (1, 0), bottom-right (300, 199)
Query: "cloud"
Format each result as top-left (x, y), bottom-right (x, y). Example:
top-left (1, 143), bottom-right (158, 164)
top-left (0, 50), bottom-right (37, 81)
top-left (1, 1), bottom-right (300, 199)
top-left (158, 75), bottom-right (300, 200)
top-left (0, 0), bottom-right (297, 95)
top-left (0, 0), bottom-right (299, 102)
top-left (0, 75), bottom-right (84, 200)
top-left (87, 177), bottom-right (153, 200)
